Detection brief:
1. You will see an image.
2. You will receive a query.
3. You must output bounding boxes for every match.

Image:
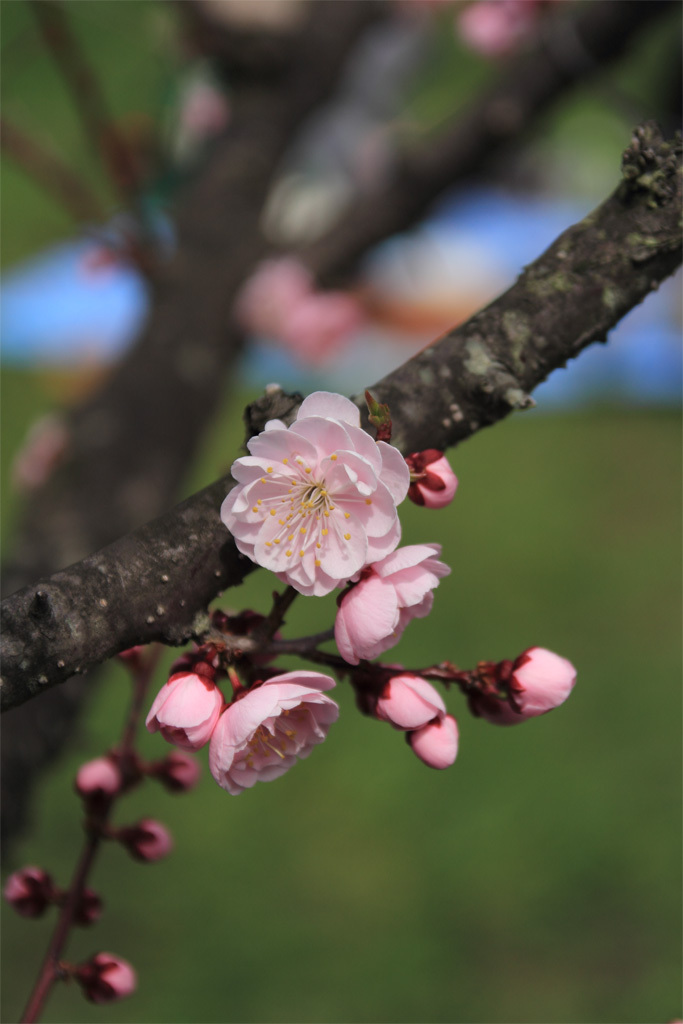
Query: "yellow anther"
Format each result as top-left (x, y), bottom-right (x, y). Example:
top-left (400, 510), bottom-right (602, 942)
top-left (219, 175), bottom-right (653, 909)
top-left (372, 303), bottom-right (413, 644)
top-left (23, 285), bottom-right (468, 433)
top-left (257, 499), bottom-right (262, 506)
top-left (288, 534), bottom-right (294, 542)
top-left (299, 549), bottom-right (305, 557)
top-left (274, 538), bottom-right (280, 544)
top-left (270, 509), bottom-right (276, 517)
top-left (282, 458), bottom-right (289, 464)
top-left (279, 519), bottom-right (286, 525)
top-left (286, 550), bottom-right (293, 557)
top-left (316, 542), bottom-right (321, 549)
top-left (344, 532), bottom-right (351, 540)
top-left (305, 467), bottom-right (312, 474)
top-left (365, 498), bottom-right (372, 505)
top-left (324, 511), bottom-right (329, 517)
top-left (322, 529), bottom-right (328, 536)
top-left (344, 512), bottom-right (350, 519)
top-left (261, 478), bottom-right (266, 484)
top-left (300, 527), bottom-right (306, 534)
top-left (330, 454), bottom-right (337, 461)
top-left (329, 505), bottom-right (335, 511)
top-left (315, 559), bottom-right (321, 567)
top-left (267, 467), bottom-right (273, 473)
top-left (320, 489), bottom-right (327, 495)
top-left (252, 507), bottom-right (258, 513)
top-left (265, 542), bottom-right (272, 548)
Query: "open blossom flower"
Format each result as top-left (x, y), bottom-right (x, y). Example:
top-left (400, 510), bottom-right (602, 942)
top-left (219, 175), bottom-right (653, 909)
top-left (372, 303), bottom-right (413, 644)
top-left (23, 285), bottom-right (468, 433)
top-left (469, 647), bottom-right (577, 725)
top-left (146, 670), bottom-right (223, 750)
top-left (409, 714), bottom-right (459, 769)
top-left (335, 543), bottom-right (451, 664)
top-left (376, 673), bottom-right (446, 730)
top-left (209, 671), bottom-right (339, 795)
top-left (221, 392), bottom-right (410, 596)
top-left (76, 952), bottom-right (137, 1004)
top-left (406, 449), bottom-right (458, 509)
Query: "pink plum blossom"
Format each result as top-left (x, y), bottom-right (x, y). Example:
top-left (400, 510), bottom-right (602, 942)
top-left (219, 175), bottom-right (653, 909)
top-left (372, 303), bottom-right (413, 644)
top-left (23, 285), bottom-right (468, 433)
top-left (335, 543), bottom-right (451, 664)
top-left (221, 392), bottom-right (410, 596)
top-left (119, 819), bottom-right (173, 862)
top-left (376, 673), bottom-right (446, 730)
top-left (457, 0), bottom-right (542, 58)
top-left (76, 952), bottom-right (137, 1004)
top-left (409, 714), bottom-right (459, 769)
top-left (146, 670), bottom-right (223, 750)
top-left (236, 259), bottom-right (363, 365)
top-left (209, 671), bottom-right (339, 795)
top-left (469, 647), bottom-right (577, 724)
top-left (406, 449), bottom-right (458, 508)
top-left (4, 867), bottom-right (55, 918)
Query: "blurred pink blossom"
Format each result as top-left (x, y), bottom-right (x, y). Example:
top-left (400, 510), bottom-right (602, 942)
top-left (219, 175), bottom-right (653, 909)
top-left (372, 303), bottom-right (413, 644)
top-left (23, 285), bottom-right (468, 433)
top-left (209, 671), bottom-right (339, 795)
top-left (11, 414), bottom-right (69, 493)
top-left (409, 714), bottom-right (459, 769)
top-left (236, 258), bottom-right (363, 365)
top-left (222, 391), bottom-right (409, 596)
top-left (335, 543), bottom-right (451, 664)
top-left (146, 670), bottom-right (223, 750)
top-left (154, 751), bottom-right (202, 793)
top-left (406, 449), bottom-right (458, 508)
top-left (457, 0), bottom-right (542, 57)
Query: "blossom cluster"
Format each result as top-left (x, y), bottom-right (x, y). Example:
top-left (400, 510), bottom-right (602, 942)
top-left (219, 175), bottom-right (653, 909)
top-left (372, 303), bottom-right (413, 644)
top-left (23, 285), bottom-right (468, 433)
top-left (141, 390), bottom-right (575, 796)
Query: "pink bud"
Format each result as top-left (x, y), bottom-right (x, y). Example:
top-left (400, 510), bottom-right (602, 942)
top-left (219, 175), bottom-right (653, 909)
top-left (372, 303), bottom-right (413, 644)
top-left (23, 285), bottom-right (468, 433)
top-left (76, 952), bottom-right (137, 1004)
top-left (409, 714), bottom-right (459, 769)
top-left (75, 757), bottom-right (123, 800)
top-left (4, 867), bottom-right (55, 918)
top-left (406, 450), bottom-right (458, 509)
top-left (376, 674), bottom-right (446, 730)
top-left (470, 647), bottom-right (576, 725)
top-left (153, 751), bottom-right (202, 793)
top-left (74, 887), bottom-right (103, 926)
top-left (146, 671), bottom-right (223, 750)
top-left (118, 819), bottom-right (173, 862)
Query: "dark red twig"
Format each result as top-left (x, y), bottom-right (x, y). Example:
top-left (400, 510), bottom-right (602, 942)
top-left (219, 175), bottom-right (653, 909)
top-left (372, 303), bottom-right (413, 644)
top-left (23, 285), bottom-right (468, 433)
top-left (19, 648), bottom-right (161, 1024)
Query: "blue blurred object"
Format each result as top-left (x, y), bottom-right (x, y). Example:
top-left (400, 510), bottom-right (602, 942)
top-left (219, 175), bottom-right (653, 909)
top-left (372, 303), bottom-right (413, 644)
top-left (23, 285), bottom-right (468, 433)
top-left (1, 239), bottom-right (149, 366)
top-left (1, 189), bottom-right (680, 407)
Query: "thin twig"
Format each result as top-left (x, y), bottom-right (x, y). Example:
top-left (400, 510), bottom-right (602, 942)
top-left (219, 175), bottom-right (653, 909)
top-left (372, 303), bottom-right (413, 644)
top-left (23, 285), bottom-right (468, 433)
top-left (0, 116), bottom-right (106, 224)
top-left (19, 650), bottom-right (160, 1024)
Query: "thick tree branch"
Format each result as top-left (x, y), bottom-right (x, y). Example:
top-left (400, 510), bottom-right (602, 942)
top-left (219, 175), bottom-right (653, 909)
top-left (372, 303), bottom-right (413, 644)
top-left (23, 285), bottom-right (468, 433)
top-left (2, 123), bottom-right (680, 713)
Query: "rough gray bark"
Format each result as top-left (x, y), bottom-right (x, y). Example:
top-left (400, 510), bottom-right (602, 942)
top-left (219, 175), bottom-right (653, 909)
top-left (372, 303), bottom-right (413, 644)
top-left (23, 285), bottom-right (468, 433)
top-left (2, 123), bottom-right (680, 714)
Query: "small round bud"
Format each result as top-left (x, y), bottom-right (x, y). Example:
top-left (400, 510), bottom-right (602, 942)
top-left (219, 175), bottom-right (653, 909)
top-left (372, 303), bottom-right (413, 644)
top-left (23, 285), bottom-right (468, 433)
top-left (118, 819), bottom-right (173, 862)
top-left (76, 952), bottom-right (137, 1004)
top-left (408, 714), bottom-right (459, 769)
top-left (469, 647), bottom-right (576, 725)
top-left (153, 751), bottom-right (201, 793)
top-left (376, 674), bottom-right (446, 730)
top-left (73, 887), bottom-right (103, 926)
top-left (75, 757), bottom-right (123, 800)
top-left (406, 450), bottom-right (458, 509)
top-left (4, 867), bottom-right (56, 918)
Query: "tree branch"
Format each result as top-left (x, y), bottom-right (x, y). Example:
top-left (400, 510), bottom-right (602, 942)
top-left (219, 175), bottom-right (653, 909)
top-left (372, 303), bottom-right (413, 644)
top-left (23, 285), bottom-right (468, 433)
top-left (2, 123), bottom-right (679, 713)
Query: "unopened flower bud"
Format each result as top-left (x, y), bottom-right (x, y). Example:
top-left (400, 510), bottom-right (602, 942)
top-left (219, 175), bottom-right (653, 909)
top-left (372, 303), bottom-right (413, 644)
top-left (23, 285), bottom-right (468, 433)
top-left (118, 819), bottom-right (173, 862)
top-left (408, 714), bottom-right (459, 769)
top-left (75, 952), bottom-right (137, 1004)
top-left (146, 671), bottom-right (223, 750)
top-left (73, 887), bottom-right (103, 926)
top-left (75, 757), bottom-right (123, 802)
top-left (153, 751), bottom-right (201, 793)
top-left (469, 647), bottom-right (576, 725)
top-left (4, 867), bottom-right (56, 918)
top-left (376, 674), bottom-right (446, 730)
top-left (406, 450), bottom-right (458, 509)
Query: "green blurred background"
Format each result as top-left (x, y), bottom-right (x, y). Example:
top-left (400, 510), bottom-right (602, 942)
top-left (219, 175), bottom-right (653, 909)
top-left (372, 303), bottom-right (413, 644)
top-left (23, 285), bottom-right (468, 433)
top-left (1, 3), bottom-right (681, 1023)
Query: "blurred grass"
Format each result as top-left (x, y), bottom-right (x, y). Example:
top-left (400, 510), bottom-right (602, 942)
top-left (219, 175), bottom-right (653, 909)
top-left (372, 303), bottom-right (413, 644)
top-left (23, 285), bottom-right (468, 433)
top-left (1, 369), bottom-right (680, 1024)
